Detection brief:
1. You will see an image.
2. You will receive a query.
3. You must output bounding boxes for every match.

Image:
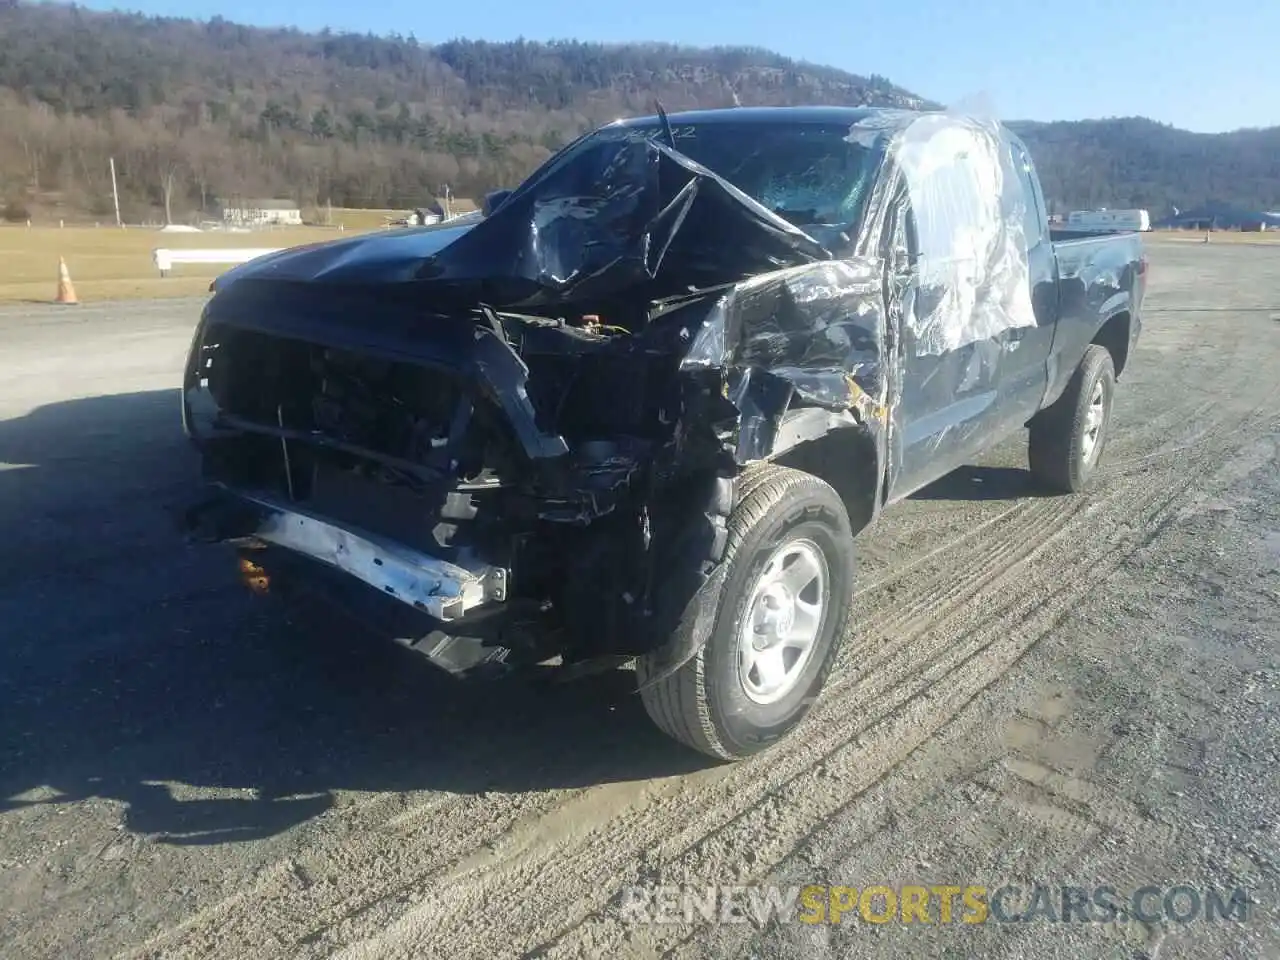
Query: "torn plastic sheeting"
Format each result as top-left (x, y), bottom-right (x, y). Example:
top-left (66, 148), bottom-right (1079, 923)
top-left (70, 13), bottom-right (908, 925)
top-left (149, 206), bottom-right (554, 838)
top-left (413, 135), bottom-right (832, 306)
top-left (842, 108), bottom-right (919, 148)
top-left (851, 113), bottom-right (1036, 357)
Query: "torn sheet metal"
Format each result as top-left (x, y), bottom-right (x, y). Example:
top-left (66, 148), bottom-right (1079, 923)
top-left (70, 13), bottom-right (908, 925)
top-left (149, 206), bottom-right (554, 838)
top-left (228, 491), bottom-right (508, 621)
top-left (680, 258), bottom-right (887, 461)
top-left (850, 112), bottom-right (1036, 357)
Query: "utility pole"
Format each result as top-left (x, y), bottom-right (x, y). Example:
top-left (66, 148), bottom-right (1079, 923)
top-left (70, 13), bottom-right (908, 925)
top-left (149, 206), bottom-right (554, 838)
top-left (109, 157), bottom-right (122, 228)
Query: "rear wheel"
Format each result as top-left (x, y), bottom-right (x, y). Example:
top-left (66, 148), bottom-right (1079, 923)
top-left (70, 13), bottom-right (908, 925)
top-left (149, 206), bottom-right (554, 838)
top-left (636, 464), bottom-right (855, 760)
top-left (1028, 344), bottom-right (1116, 493)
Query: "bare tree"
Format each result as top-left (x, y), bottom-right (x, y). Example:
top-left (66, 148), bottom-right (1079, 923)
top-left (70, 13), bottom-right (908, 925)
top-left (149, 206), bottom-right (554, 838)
top-left (161, 163), bottom-right (178, 224)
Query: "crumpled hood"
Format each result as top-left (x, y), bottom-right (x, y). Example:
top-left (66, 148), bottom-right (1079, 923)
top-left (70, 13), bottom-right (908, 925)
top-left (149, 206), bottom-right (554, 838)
top-left (211, 135), bottom-right (831, 307)
top-left (213, 219), bottom-right (479, 288)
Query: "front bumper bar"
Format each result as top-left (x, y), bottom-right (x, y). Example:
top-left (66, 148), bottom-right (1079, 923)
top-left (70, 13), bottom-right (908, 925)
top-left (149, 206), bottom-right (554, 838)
top-left (191, 488), bottom-right (508, 622)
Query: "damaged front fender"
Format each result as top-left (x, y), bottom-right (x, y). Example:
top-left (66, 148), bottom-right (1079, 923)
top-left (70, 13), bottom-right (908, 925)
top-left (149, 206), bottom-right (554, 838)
top-left (679, 257), bottom-right (888, 465)
top-left (634, 561), bottom-right (731, 689)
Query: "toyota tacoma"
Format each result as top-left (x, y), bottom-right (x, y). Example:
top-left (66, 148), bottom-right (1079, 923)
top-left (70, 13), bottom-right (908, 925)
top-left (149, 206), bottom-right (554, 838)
top-left (179, 106), bottom-right (1147, 759)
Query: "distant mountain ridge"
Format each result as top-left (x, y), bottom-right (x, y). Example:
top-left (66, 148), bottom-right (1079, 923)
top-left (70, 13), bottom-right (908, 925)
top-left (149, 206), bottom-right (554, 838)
top-left (0, 1), bottom-right (1277, 220)
top-left (1008, 117), bottom-right (1280, 216)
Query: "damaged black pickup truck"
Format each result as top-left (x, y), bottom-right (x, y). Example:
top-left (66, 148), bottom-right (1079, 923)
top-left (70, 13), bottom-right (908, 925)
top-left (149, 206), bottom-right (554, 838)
top-left (180, 106), bottom-right (1147, 760)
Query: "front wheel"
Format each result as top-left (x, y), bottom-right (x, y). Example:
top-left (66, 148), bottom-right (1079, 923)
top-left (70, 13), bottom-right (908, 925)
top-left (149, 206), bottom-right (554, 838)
top-left (636, 464), bottom-right (855, 760)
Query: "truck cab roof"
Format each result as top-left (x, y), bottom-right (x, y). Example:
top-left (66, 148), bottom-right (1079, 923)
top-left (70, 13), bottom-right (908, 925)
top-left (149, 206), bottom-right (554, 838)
top-left (610, 105), bottom-right (1028, 154)
top-left (612, 105), bottom-right (907, 128)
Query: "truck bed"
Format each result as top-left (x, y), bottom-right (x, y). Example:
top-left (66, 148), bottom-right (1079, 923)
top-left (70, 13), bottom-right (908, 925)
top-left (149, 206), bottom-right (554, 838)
top-left (1049, 228), bottom-right (1145, 277)
top-left (1049, 227), bottom-right (1142, 244)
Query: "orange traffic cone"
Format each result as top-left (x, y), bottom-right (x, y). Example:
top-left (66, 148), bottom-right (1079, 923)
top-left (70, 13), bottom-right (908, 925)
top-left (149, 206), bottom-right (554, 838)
top-left (55, 256), bottom-right (79, 305)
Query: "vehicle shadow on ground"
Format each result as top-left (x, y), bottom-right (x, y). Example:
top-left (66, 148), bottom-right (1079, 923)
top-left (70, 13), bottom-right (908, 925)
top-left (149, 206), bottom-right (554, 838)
top-left (911, 464), bottom-right (1052, 502)
top-left (0, 390), bottom-right (712, 847)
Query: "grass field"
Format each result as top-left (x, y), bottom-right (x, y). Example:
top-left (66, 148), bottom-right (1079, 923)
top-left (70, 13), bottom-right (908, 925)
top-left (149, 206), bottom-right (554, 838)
top-left (303, 207), bottom-right (404, 230)
top-left (0, 223), bottom-right (383, 304)
top-left (1146, 228), bottom-right (1280, 245)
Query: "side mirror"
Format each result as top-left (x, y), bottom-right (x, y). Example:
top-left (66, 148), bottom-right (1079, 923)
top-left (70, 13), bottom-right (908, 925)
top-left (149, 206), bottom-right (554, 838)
top-left (482, 189), bottom-right (512, 218)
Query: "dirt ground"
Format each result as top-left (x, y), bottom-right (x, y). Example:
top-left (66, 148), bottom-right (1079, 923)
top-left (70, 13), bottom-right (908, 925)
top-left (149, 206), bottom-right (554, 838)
top-left (0, 238), bottom-right (1277, 959)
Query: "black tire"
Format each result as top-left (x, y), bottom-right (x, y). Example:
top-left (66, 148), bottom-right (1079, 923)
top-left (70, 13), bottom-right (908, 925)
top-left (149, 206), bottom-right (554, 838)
top-left (636, 464), bottom-right (855, 760)
top-left (1028, 344), bottom-right (1116, 493)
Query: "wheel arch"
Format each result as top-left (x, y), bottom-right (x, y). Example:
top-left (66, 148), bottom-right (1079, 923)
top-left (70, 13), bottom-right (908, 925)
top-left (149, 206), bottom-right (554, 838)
top-left (1092, 310), bottom-right (1131, 378)
top-left (771, 422), bottom-right (880, 537)
top-left (636, 462), bottom-right (857, 758)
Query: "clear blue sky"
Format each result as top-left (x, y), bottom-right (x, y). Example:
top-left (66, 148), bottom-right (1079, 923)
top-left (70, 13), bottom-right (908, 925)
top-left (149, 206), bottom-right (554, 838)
top-left (84, 0), bottom-right (1278, 132)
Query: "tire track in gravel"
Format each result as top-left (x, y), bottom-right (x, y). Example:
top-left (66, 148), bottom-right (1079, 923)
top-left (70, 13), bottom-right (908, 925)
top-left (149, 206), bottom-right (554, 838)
top-left (664, 431), bottom-right (1280, 960)
top-left (311, 369), bottom-right (1279, 957)
top-left (127, 485), bottom-right (1089, 960)
top-left (343, 483), bottom-right (1176, 960)
top-left (118, 688), bottom-right (696, 960)
top-left (120, 789), bottom-right (593, 960)
top-left (527, 418), bottom-right (1278, 960)
top-left (104, 493), bottom-right (1045, 951)
top-left (830, 353), bottom-right (1279, 691)
top-left (120, 298), bottom-right (1275, 960)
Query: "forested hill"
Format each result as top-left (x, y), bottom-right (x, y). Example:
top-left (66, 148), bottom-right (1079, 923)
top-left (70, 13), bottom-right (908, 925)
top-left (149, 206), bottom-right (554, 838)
top-left (0, 1), bottom-right (927, 220)
top-left (1009, 117), bottom-right (1280, 216)
top-left (1, 1), bottom-right (1278, 222)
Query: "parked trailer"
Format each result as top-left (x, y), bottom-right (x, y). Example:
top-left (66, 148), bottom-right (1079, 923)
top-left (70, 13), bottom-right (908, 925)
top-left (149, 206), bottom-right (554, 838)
top-left (1067, 209), bottom-right (1151, 232)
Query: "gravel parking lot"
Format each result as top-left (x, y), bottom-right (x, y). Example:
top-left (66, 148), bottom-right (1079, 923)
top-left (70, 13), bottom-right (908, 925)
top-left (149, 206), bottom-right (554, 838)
top-left (1, 239), bottom-right (1278, 960)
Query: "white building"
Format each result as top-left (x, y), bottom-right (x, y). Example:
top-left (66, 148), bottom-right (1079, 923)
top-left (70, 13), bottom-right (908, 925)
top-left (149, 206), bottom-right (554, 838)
top-left (219, 198), bottom-right (303, 226)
